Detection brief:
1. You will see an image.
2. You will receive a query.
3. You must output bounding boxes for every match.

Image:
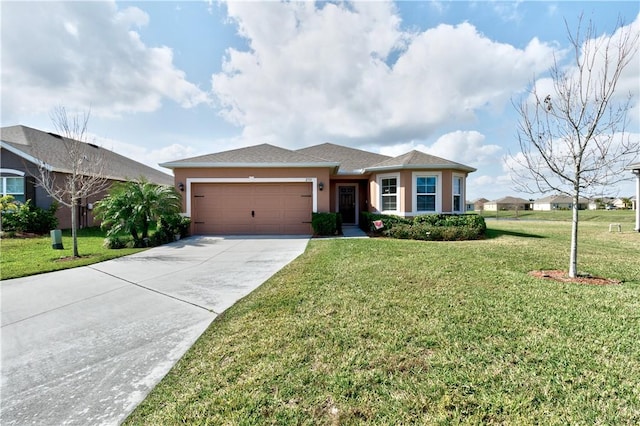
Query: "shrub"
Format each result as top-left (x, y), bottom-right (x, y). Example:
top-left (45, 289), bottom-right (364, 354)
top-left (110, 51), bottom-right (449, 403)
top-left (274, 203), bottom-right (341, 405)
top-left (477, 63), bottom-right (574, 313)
top-left (312, 212), bottom-right (341, 236)
top-left (1, 200), bottom-right (59, 234)
top-left (103, 235), bottom-right (128, 249)
top-left (368, 212), bottom-right (486, 241)
top-left (361, 212), bottom-right (411, 233)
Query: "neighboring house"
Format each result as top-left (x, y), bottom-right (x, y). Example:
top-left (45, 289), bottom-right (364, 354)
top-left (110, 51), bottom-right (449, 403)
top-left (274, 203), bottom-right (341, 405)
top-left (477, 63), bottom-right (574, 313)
top-left (587, 197), bottom-right (615, 210)
top-left (612, 197), bottom-right (633, 209)
top-left (160, 142), bottom-right (476, 235)
top-left (1, 125), bottom-right (173, 229)
top-left (482, 196), bottom-right (531, 212)
top-left (472, 197), bottom-right (489, 212)
top-left (533, 195), bottom-right (589, 211)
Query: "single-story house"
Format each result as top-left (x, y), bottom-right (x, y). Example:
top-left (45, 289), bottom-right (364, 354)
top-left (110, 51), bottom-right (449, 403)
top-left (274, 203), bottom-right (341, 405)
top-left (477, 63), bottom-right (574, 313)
top-left (160, 142), bottom-right (476, 235)
top-left (471, 197), bottom-right (489, 212)
top-left (587, 197), bottom-right (615, 210)
top-left (533, 195), bottom-right (589, 211)
top-left (612, 197), bottom-right (633, 209)
top-left (1, 125), bottom-right (173, 229)
top-left (626, 161), bottom-right (640, 231)
top-left (482, 196), bottom-right (531, 212)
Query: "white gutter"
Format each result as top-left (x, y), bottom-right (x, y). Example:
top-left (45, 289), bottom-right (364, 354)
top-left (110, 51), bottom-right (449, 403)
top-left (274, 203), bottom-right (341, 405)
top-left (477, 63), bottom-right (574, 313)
top-left (0, 140), bottom-right (54, 172)
top-left (365, 164), bottom-right (477, 173)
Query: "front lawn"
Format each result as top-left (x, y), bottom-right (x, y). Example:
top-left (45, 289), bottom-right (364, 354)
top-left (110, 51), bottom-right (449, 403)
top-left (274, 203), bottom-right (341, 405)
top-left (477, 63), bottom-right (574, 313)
top-left (125, 220), bottom-right (640, 424)
top-left (0, 227), bottom-right (144, 280)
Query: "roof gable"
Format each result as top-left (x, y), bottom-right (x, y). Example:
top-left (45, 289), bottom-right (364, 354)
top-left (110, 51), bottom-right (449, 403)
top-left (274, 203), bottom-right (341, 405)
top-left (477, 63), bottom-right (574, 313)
top-left (1, 125), bottom-right (173, 185)
top-left (296, 143), bottom-right (391, 174)
top-left (366, 150), bottom-right (476, 173)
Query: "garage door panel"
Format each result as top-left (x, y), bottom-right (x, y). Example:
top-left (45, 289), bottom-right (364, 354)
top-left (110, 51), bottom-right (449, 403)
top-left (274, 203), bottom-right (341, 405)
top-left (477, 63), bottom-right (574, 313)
top-left (191, 183), bottom-right (312, 235)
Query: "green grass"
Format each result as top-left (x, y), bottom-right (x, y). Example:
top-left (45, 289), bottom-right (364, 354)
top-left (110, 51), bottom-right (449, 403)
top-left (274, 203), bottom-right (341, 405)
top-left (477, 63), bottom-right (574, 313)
top-left (479, 208), bottom-right (636, 224)
top-left (125, 220), bottom-right (640, 425)
top-left (0, 227), bottom-right (144, 280)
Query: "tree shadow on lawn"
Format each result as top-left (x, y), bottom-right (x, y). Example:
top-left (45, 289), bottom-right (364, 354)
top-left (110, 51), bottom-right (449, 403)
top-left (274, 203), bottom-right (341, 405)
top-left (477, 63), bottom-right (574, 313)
top-left (485, 228), bottom-right (546, 239)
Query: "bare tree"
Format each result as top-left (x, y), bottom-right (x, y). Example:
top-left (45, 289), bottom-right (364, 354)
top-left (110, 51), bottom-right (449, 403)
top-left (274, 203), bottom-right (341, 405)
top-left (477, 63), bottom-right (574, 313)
top-left (34, 106), bottom-right (110, 257)
top-left (510, 16), bottom-right (639, 278)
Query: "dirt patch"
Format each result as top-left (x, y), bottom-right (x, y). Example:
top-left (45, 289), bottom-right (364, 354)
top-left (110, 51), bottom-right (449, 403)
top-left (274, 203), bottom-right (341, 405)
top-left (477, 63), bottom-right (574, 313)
top-left (529, 270), bottom-right (621, 286)
top-left (55, 255), bottom-right (95, 263)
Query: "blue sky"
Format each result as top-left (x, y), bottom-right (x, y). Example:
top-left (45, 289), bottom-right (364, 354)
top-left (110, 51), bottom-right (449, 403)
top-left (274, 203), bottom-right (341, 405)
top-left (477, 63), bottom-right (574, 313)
top-left (2, 1), bottom-right (639, 200)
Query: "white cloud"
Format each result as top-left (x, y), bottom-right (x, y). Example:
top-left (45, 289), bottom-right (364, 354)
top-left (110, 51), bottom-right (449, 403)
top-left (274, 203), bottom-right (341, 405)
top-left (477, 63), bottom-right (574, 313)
top-left (212, 1), bottom-right (556, 149)
top-left (378, 130), bottom-right (501, 166)
top-left (1, 1), bottom-right (210, 121)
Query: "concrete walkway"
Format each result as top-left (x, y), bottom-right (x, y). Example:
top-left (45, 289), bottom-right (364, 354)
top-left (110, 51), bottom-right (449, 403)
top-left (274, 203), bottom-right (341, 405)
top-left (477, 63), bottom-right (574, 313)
top-left (1, 235), bottom-right (309, 426)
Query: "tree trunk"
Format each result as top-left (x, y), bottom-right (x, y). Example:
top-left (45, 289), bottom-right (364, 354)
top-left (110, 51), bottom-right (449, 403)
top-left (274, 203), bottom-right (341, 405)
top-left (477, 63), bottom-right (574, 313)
top-left (71, 198), bottom-right (79, 257)
top-left (568, 191), bottom-right (579, 278)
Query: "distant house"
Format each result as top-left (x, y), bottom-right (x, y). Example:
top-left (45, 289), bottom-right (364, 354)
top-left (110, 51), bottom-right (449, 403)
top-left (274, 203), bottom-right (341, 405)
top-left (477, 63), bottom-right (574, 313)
top-left (1, 125), bottom-right (173, 229)
top-left (482, 196), bottom-right (531, 212)
top-left (161, 142), bottom-right (476, 235)
top-left (533, 195), bottom-right (589, 211)
top-left (587, 197), bottom-right (615, 210)
top-left (472, 197), bottom-right (489, 212)
top-left (612, 197), bottom-right (633, 210)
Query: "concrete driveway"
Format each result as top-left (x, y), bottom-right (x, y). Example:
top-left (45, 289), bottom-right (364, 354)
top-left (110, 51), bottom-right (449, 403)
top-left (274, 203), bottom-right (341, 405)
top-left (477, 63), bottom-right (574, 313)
top-left (1, 235), bottom-right (309, 426)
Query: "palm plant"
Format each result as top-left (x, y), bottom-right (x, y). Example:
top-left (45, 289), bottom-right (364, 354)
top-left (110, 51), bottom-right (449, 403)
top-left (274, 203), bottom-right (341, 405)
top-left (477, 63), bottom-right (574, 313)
top-left (94, 178), bottom-right (182, 246)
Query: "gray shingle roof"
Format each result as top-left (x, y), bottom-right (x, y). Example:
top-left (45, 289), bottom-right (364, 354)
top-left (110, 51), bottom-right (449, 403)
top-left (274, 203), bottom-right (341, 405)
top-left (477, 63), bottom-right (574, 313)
top-left (489, 196), bottom-right (530, 204)
top-left (161, 142), bottom-right (476, 175)
top-left (1, 125), bottom-right (173, 185)
top-left (161, 143), bottom-right (340, 169)
top-left (367, 150), bottom-right (476, 172)
top-left (296, 143), bottom-right (391, 174)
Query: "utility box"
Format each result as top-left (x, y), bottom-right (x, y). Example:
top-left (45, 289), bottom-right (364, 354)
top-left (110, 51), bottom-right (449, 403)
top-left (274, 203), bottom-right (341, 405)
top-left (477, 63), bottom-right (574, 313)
top-left (51, 229), bottom-right (64, 250)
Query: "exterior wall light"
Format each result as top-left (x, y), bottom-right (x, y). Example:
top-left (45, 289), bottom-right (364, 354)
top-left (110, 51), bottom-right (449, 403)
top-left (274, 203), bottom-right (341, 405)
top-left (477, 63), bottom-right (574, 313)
top-left (178, 182), bottom-right (185, 192)
top-left (318, 182), bottom-right (324, 191)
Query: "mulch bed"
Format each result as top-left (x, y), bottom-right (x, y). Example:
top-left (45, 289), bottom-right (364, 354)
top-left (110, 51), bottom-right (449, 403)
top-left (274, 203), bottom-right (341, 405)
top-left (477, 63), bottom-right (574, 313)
top-left (529, 270), bottom-right (622, 286)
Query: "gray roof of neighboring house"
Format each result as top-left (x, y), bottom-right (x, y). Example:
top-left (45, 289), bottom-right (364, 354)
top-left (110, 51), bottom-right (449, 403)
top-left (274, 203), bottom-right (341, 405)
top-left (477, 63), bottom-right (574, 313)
top-left (366, 150), bottom-right (477, 173)
top-left (626, 161), bottom-right (640, 171)
top-left (488, 196), bottom-right (531, 204)
top-left (1, 125), bottom-right (173, 185)
top-left (296, 143), bottom-right (391, 174)
top-left (161, 143), bottom-right (340, 170)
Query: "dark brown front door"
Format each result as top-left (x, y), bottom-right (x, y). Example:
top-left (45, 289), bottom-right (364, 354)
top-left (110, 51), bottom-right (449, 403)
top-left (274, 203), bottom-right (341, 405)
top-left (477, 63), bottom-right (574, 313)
top-left (338, 185), bottom-right (356, 224)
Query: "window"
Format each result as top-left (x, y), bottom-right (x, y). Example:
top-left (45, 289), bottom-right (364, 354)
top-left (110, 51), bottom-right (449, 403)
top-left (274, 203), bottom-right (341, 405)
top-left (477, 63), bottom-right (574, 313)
top-left (379, 175), bottom-right (398, 212)
top-left (416, 176), bottom-right (437, 212)
top-left (1, 175), bottom-right (25, 203)
top-left (453, 176), bottom-right (463, 212)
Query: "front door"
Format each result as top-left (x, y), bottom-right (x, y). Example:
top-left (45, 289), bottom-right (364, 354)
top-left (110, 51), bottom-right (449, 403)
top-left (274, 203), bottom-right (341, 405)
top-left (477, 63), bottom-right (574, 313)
top-left (338, 185), bottom-right (357, 224)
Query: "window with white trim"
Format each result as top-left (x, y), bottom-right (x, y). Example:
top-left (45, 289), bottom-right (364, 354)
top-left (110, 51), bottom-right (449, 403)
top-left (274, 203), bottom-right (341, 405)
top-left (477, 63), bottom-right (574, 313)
top-left (379, 175), bottom-right (399, 212)
top-left (416, 176), bottom-right (437, 212)
top-left (452, 176), bottom-right (463, 212)
top-left (1, 176), bottom-right (25, 203)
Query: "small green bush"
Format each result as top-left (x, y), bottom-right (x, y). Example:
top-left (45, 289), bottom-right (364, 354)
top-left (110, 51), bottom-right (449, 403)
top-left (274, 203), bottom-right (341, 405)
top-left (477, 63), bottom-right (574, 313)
top-left (312, 212), bottom-right (341, 236)
top-left (103, 235), bottom-right (128, 249)
top-left (1, 200), bottom-right (59, 234)
top-left (361, 212), bottom-right (411, 233)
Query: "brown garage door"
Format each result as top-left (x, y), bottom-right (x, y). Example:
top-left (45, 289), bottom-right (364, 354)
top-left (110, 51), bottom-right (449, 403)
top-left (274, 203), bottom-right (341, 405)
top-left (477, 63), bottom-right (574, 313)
top-left (191, 183), bottom-right (312, 235)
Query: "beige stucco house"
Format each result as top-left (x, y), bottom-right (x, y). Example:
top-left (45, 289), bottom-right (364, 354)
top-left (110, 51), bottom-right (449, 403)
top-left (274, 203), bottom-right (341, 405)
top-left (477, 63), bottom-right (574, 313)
top-left (482, 196), bottom-right (531, 212)
top-left (533, 195), bottom-right (589, 211)
top-left (160, 143), bottom-right (476, 235)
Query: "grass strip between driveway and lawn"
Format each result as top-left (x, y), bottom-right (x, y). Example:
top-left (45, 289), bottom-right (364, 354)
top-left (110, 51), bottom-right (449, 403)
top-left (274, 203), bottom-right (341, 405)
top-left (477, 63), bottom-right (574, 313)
top-left (125, 218), bottom-right (640, 425)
